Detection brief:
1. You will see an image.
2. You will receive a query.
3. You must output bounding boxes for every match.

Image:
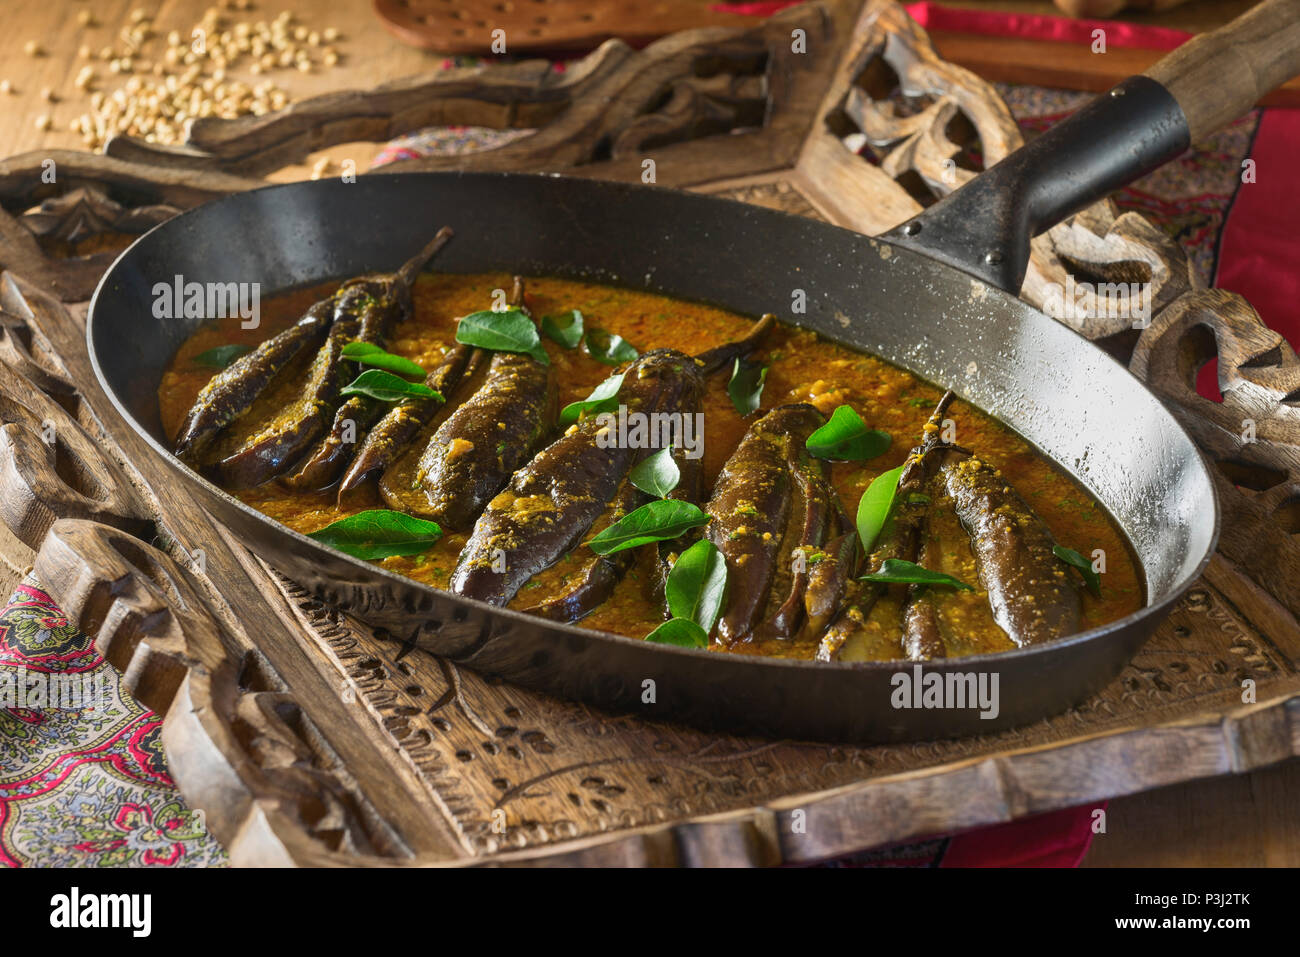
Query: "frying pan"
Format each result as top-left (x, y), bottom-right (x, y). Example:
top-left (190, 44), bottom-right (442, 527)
top-left (86, 1), bottom-right (1300, 742)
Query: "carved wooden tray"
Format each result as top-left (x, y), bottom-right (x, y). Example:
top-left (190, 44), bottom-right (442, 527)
top-left (1, 0), bottom-right (1297, 866)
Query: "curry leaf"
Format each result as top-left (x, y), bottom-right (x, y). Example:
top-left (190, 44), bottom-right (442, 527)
top-left (341, 341), bottom-right (426, 379)
top-left (665, 538), bottom-right (728, 634)
top-left (560, 372), bottom-right (624, 424)
top-left (307, 509), bottom-right (443, 560)
top-left (806, 405), bottom-right (891, 461)
top-left (456, 308), bottom-right (548, 365)
top-left (584, 327), bottom-right (639, 366)
top-left (1053, 544), bottom-right (1102, 597)
top-left (341, 369), bottom-right (443, 403)
top-left (541, 309), bottom-right (584, 349)
top-left (859, 558), bottom-right (973, 591)
top-left (644, 617), bottom-right (708, 648)
top-left (727, 358), bottom-right (768, 416)
top-left (628, 446), bottom-right (680, 499)
top-left (194, 344), bottom-right (251, 369)
top-left (855, 464), bottom-right (905, 555)
top-left (587, 500), bottom-right (709, 555)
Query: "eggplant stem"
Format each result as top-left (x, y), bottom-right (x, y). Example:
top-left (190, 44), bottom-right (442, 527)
top-left (396, 225), bottom-right (454, 290)
top-left (694, 313), bottom-right (775, 375)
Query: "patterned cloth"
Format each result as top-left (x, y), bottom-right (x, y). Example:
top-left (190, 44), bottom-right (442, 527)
top-left (0, 19), bottom-right (1272, 869)
top-left (0, 581), bottom-right (225, 867)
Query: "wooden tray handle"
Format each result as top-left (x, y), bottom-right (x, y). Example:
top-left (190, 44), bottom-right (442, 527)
top-left (31, 518), bottom-right (216, 715)
top-left (1145, 0), bottom-right (1300, 141)
top-left (0, 375), bottom-right (149, 548)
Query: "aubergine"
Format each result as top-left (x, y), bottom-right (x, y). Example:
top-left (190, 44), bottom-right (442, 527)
top-left (901, 533), bottom-right (947, 660)
top-left (174, 228), bottom-right (454, 483)
top-left (281, 228), bottom-right (456, 490)
top-left (213, 311), bottom-right (359, 488)
top-left (173, 300), bottom-right (332, 462)
top-left (451, 348), bottom-right (706, 605)
top-left (413, 277), bottom-right (556, 531)
top-left (705, 403), bottom-right (825, 645)
top-left (816, 392), bottom-right (956, 662)
top-left (801, 527), bottom-right (858, 640)
top-left (938, 450), bottom-right (1082, 647)
top-left (335, 341), bottom-right (479, 503)
top-left (518, 480), bottom-right (647, 623)
top-left (752, 438), bottom-right (836, 642)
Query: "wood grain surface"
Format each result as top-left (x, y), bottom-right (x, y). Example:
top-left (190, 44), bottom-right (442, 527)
top-left (0, 0), bottom-right (447, 172)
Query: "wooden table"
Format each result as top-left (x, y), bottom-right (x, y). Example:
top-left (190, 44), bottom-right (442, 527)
top-left (1, 0), bottom-right (1297, 868)
top-left (0, 0), bottom-right (446, 175)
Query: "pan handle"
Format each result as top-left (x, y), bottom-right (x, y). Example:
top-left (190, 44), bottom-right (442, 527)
top-left (883, 0), bottom-right (1300, 294)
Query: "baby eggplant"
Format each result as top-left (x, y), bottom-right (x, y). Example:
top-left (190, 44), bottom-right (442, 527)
top-left (705, 403), bottom-right (826, 644)
top-left (451, 348), bottom-right (704, 605)
top-left (413, 277), bottom-right (557, 531)
top-left (938, 451), bottom-right (1082, 647)
top-left (174, 228), bottom-right (454, 485)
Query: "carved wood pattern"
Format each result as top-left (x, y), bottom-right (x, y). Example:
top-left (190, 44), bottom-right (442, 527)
top-left (807, 0), bottom-right (1195, 339)
top-left (276, 563), bottom-right (1299, 861)
top-left (0, 0), bottom-right (1294, 866)
top-left (1131, 289), bottom-right (1300, 618)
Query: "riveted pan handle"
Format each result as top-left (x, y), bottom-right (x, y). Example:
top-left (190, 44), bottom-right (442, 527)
top-left (884, 0), bottom-right (1300, 294)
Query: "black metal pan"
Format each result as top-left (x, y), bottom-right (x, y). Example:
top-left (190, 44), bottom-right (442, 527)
top-left (86, 1), bottom-right (1300, 742)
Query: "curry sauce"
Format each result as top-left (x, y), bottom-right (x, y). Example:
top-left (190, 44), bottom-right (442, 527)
top-left (158, 272), bottom-right (1144, 659)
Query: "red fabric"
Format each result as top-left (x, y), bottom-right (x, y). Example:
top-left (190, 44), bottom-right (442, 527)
top-left (941, 803), bottom-right (1106, 867)
top-left (903, 2), bottom-right (1192, 49)
top-left (1213, 109), bottom-right (1300, 347)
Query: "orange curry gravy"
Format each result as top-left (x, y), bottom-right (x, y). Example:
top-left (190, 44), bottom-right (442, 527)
top-left (158, 272), bottom-right (1144, 660)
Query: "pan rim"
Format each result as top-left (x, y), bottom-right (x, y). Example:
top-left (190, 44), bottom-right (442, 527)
top-left (85, 169), bottom-right (1222, 676)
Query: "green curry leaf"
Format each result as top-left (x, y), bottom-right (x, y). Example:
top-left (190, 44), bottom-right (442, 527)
top-left (194, 344), bottom-right (252, 369)
top-left (541, 309), bottom-right (584, 349)
top-left (628, 446), bottom-right (680, 499)
top-left (341, 341), bottom-right (426, 379)
top-left (560, 372), bottom-right (625, 425)
top-left (583, 327), bottom-right (639, 366)
top-left (307, 509), bottom-right (443, 560)
top-left (665, 538), bottom-right (728, 634)
top-left (1053, 544), bottom-right (1102, 597)
top-left (727, 358), bottom-right (768, 416)
top-left (855, 464), bottom-right (905, 555)
top-left (341, 369), bottom-right (443, 403)
top-left (806, 405), bottom-right (891, 461)
top-left (644, 617), bottom-right (708, 648)
top-left (456, 308), bottom-right (549, 364)
top-left (859, 558), bottom-right (973, 591)
top-left (587, 500), bottom-right (709, 555)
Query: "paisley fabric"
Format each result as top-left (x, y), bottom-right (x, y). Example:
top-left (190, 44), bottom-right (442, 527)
top-left (0, 581), bottom-right (226, 868)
